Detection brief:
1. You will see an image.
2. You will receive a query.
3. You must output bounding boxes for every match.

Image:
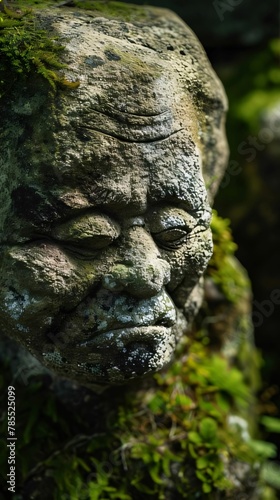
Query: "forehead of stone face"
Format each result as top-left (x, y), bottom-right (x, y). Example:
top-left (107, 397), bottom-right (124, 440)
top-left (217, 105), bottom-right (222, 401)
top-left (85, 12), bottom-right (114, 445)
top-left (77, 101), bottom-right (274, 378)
top-left (51, 7), bottom-right (226, 110)
top-left (0, 5), bottom-right (228, 240)
top-left (58, 32), bottom-right (182, 144)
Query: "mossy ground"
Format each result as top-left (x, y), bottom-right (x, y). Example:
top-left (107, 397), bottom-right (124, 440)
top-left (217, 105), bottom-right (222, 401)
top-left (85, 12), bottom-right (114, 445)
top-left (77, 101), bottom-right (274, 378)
top-left (1, 339), bottom-right (258, 499)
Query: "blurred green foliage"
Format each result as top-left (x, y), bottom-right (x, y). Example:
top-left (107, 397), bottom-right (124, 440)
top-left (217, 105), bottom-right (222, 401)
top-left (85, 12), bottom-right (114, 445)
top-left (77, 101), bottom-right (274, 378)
top-left (209, 211), bottom-right (250, 303)
top-left (227, 39), bottom-right (280, 132)
top-left (216, 38), bottom-right (280, 215)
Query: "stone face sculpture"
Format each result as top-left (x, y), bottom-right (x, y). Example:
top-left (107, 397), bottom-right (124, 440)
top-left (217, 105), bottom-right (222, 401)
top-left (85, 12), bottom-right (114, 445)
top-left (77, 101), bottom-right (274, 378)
top-left (0, 3), bottom-right (228, 387)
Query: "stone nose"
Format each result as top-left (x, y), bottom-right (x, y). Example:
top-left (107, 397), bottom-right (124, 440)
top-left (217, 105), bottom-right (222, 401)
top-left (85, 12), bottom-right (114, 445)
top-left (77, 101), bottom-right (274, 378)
top-left (102, 227), bottom-right (171, 298)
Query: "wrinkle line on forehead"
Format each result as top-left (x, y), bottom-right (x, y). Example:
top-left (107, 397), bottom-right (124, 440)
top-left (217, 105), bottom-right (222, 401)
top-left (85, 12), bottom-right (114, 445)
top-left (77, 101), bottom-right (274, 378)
top-left (86, 105), bottom-right (171, 119)
top-left (75, 124), bottom-right (183, 144)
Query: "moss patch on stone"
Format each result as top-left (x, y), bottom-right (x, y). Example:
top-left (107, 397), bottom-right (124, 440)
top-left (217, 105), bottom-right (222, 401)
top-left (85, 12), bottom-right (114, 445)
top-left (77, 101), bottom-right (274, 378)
top-left (12, 0), bottom-right (151, 21)
top-left (0, 3), bottom-right (79, 100)
top-left (104, 43), bottom-right (163, 78)
top-left (73, 0), bottom-right (150, 22)
top-left (208, 210), bottom-right (250, 304)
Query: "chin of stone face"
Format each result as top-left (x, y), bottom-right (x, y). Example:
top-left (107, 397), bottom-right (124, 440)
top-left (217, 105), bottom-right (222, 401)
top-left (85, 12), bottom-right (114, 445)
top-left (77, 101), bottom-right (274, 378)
top-left (0, 2), bottom-right (228, 387)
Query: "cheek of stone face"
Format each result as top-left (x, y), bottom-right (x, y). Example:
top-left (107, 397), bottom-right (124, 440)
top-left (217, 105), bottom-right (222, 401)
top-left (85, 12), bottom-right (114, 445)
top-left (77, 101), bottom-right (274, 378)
top-left (166, 228), bottom-right (213, 295)
top-left (0, 244), bottom-right (97, 346)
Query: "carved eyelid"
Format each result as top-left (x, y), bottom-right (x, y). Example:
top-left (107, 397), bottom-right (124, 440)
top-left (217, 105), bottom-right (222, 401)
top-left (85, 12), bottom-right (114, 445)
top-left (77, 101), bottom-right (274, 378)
top-left (152, 226), bottom-right (189, 237)
top-left (147, 208), bottom-right (196, 234)
top-left (50, 204), bottom-right (209, 247)
top-left (51, 213), bottom-right (120, 243)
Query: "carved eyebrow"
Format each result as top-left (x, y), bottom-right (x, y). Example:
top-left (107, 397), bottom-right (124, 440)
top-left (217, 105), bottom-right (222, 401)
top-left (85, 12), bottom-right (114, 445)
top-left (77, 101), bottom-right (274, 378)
top-left (148, 191), bottom-right (210, 213)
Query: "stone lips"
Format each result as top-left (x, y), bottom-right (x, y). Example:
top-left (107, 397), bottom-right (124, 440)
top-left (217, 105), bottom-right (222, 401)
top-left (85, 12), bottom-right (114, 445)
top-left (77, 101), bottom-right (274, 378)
top-left (43, 326), bottom-right (176, 384)
top-left (40, 288), bottom-right (180, 385)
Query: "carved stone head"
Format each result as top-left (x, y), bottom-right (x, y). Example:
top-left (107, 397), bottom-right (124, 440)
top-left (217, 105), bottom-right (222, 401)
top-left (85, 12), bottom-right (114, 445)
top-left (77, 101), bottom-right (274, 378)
top-left (0, 4), bottom-right (228, 387)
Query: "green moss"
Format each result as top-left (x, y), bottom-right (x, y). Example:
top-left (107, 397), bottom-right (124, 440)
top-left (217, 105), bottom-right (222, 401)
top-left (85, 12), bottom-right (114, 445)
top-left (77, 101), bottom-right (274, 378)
top-left (15, 0), bottom-right (68, 8)
top-left (0, 3), bottom-right (79, 99)
top-left (14, 0), bottom-right (151, 23)
top-left (0, 331), bottom-right (265, 498)
top-left (0, 0), bottom-right (159, 98)
top-left (73, 0), bottom-right (149, 22)
top-left (104, 44), bottom-right (163, 79)
top-left (0, 5), bottom-right (268, 496)
top-left (207, 210), bottom-right (250, 303)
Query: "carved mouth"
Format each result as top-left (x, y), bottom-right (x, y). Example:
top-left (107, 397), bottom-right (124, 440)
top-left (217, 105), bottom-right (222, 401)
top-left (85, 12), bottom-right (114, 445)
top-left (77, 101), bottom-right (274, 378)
top-left (77, 314), bottom-right (175, 347)
top-left (76, 326), bottom-right (176, 380)
top-left (77, 325), bottom-right (172, 351)
top-left (42, 294), bottom-right (179, 384)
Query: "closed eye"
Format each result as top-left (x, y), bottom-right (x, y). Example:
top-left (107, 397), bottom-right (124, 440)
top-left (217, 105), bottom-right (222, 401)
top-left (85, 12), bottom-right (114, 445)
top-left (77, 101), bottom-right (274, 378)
top-left (60, 243), bottom-right (100, 260)
top-left (51, 212), bottom-right (120, 254)
top-left (153, 227), bottom-right (189, 250)
top-left (57, 234), bottom-right (116, 251)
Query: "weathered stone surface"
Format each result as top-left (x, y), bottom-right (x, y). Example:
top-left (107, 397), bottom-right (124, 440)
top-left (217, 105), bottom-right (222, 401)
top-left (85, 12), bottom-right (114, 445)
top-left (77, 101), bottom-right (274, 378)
top-left (0, 3), bottom-right (228, 388)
